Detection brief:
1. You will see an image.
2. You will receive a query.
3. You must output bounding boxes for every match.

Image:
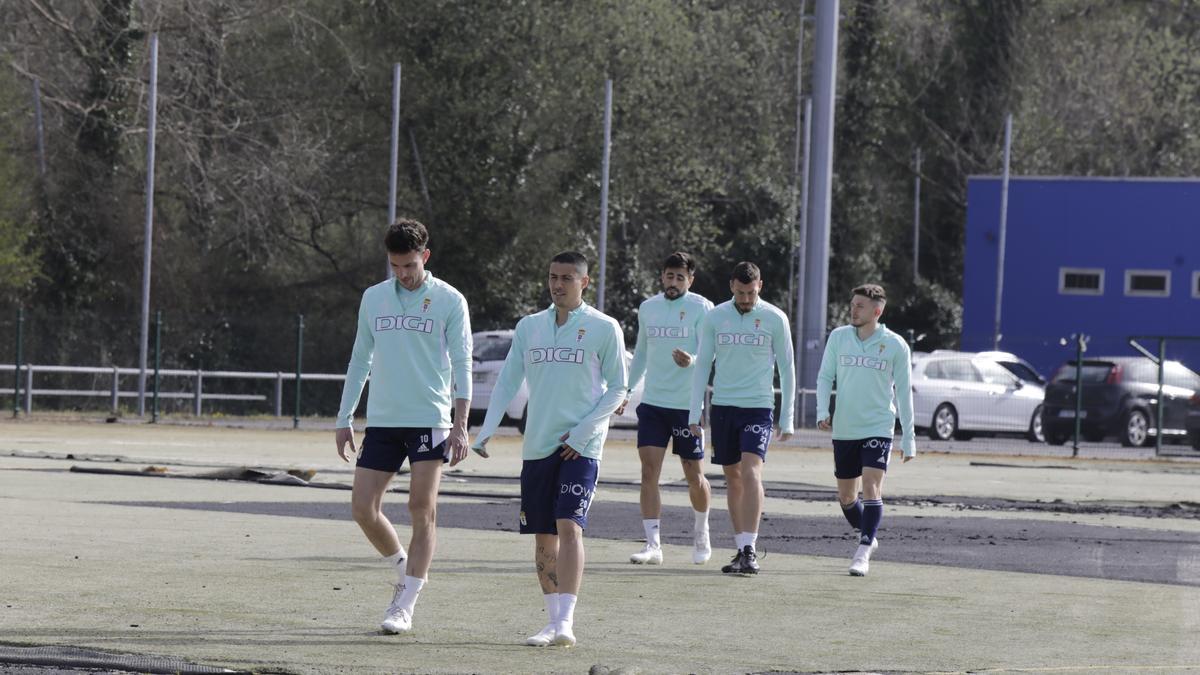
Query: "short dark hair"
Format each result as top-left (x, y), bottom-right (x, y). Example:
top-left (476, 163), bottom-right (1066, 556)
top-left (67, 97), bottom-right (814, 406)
top-left (384, 218), bottom-right (429, 254)
top-left (730, 261), bottom-right (761, 284)
top-left (663, 251), bottom-right (696, 274)
top-left (551, 250), bottom-right (589, 274)
top-left (852, 283), bottom-right (887, 303)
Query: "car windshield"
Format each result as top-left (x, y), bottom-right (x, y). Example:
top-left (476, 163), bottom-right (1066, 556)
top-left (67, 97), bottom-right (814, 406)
top-left (473, 336), bottom-right (512, 361)
top-left (1053, 362), bottom-right (1115, 384)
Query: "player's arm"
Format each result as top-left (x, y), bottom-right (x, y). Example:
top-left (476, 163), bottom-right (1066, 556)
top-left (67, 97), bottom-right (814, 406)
top-left (445, 293), bottom-right (473, 465)
top-left (687, 313), bottom-right (716, 434)
top-left (815, 331), bottom-right (838, 431)
top-left (773, 314), bottom-right (796, 438)
top-left (335, 296), bottom-right (374, 461)
top-left (563, 321), bottom-right (629, 454)
top-left (620, 310), bottom-right (649, 415)
top-left (471, 324), bottom-right (526, 457)
top-left (892, 338), bottom-right (917, 461)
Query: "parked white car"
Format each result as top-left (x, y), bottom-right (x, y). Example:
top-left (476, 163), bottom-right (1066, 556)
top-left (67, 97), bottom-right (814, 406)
top-left (911, 350), bottom-right (1045, 442)
top-left (470, 330), bottom-right (642, 432)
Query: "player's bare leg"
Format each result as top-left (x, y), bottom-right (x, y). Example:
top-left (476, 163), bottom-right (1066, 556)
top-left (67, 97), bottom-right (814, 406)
top-left (680, 457), bottom-right (711, 562)
top-left (630, 446), bottom-right (667, 564)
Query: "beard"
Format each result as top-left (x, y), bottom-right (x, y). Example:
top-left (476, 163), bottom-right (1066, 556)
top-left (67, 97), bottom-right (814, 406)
top-left (663, 286), bottom-right (682, 299)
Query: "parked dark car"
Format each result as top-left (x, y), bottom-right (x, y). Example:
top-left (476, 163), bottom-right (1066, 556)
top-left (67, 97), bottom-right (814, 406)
top-left (1043, 356), bottom-right (1200, 447)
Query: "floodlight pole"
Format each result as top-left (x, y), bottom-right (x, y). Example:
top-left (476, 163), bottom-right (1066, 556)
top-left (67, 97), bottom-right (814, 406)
top-left (597, 79), bottom-right (613, 312)
top-left (992, 113), bottom-right (1012, 350)
top-left (137, 33), bottom-right (159, 417)
top-left (386, 63), bottom-right (401, 279)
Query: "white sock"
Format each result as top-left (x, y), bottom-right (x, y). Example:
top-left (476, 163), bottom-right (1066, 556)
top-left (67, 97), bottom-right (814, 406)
top-left (543, 592), bottom-right (560, 626)
top-left (398, 575), bottom-right (425, 615)
top-left (748, 532), bottom-right (758, 551)
top-left (693, 509), bottom-right (709, 536)
top-left (734, 532), bottom-right (749, 549)
top-left (383, 549), bottom-right (407, 583)
top-left (556, 593), bottom-right (577, 631)
top-left (643, 519), bottom-right (661, 548)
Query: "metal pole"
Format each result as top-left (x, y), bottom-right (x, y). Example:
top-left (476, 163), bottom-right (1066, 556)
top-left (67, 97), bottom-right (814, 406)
top-left (1156, 338), bottom-right (1165, 455)
top-left (137, 33), bottom-right (159, 416)
top-left (152, 310), bottom-right (161, 423)
top-left (387, 63), bottom-right (401, 279)
top-left (194, 370), bottom-right (203, 417)
top-left (794, 96), bottom-right (813, 426)
top-left (1072, 335), bottom-right (1084, 457)
top-left (32, 79), bottom-right (47, 177)
top-left (787, 3), bottom-right (807, 320)
top-left (293, 314), bottom-right (304, 429)
top-left (110, 365), bottom-right (119, 414)
top-left (800, 0), bottom-right (839, 408)
top-left (597, 79), bottom-right (613, 313)
top-left (992, 113), bottom-right (1013, 350)
top-left (913, 147), bottom-right (922, 283)
top-left (13, 307), bottom-right (23, 418)
top-left (24, 364), bottom-right (32, 414)
top-left (274, 372), bottom-right (284, 417)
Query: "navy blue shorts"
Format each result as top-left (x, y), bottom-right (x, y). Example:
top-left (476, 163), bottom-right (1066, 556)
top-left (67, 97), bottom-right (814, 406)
top-left (709, 405), bottom-right (773, 466)
top-left (635, 403), bottom-right (704, 460)
top-left (357, 427), bottom-right (449, 473)
top-left (519, 451), bottom-right (600, 535)
top-left (833, 437), bottom-right (892, 479)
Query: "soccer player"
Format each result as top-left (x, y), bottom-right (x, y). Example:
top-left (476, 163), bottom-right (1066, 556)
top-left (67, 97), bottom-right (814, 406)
top-left (472, 251), bottom-right (627, 648)
top-left (688, 261), bottom-right (795, 575)
top-left (334, 219), bottom-right (473, 634)
top-left (815, 283), bottom-right (916, 576)
top-left (619, 251), bottom-right (714, 565)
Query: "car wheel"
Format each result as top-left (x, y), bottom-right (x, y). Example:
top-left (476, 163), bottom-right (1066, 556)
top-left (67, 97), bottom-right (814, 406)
top-left (1192, 432), bottom-right (1200, 451)
top-left (1026, 405), bottom-right (1045, 443)
top-left (928, 404), bottom-right (957, 441)
top-left (1120, 409), bottom-right (1150, 447)
top-left (953, 431), bottom-right (975, 441)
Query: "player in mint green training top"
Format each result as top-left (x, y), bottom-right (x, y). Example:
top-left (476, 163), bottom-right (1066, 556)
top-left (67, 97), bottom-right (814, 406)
top-left (334, 219), bottom-right (473, 634)
top-left (815, 283), bottom-right (916, 577)
top-left (688, 261), bottom-right (795, 575)
top-left (472, 251), bottom-right (627, 648)
top-left (619, 251), bottom-right (714, 566)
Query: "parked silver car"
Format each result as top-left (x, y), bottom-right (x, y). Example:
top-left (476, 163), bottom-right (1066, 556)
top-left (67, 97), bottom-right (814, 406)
top-left (470, 330), bottom-right (641, 432)
top-left (912, 350), bottom-right (1045, 442)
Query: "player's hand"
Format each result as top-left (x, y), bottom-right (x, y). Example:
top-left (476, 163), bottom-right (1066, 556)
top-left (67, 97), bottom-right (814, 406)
top-left (615, 397), bottom-right (630, 416)
top-left (471, 436), bottom-right (490, 459)
top-left (816, 416), bottom-right (832, 432)
top-left (688, 424), bottom-right (703, 438)
top-left (447, 424), bottom-right (469, 466)
top-left (558, 432), bottom-right (582, 460)
top-left (773, 426), bottom-right (793, 442)
top-left (672, 349), bottom-right (694, 368)
top-left (902, 452), bottom-right (915, 463)
top-left (335, 427), bottom-right (356, 462)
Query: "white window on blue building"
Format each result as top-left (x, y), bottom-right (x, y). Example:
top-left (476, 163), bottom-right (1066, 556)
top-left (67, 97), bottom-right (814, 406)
top-left (1193, 271), bottom-right (1200, 299)
top-left (1058, 267), bottom-right (1104, 296)
top-left (1124, 269), bottom-right (1171, 297)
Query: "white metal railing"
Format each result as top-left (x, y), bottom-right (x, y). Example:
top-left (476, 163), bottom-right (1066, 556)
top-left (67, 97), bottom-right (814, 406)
top-left (1, 363), bottom-right (347, 417)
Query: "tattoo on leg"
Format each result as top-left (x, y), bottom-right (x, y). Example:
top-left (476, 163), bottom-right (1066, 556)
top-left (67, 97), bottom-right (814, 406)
top-left (547, 571), bottom-right (558, 589)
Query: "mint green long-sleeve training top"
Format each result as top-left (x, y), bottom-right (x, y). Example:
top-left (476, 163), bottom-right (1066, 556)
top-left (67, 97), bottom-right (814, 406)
top-left (627, 291), bottom-right (713, 410)
top-left (472, 303), bottom-right (628, 461)
top-left (688, 299), bottom-right (796, 434)
top-left (335, 272), bottom-right (472, 430)
top-left (815, 323), bottom-right (916, 457)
